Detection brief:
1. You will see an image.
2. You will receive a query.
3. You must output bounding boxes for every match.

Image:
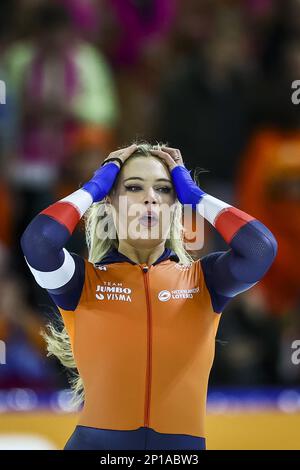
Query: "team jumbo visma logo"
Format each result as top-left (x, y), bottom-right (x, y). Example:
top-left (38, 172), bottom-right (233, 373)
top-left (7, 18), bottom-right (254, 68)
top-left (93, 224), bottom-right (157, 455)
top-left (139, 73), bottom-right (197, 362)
top-left (96, 282), bottom-right (132, 302)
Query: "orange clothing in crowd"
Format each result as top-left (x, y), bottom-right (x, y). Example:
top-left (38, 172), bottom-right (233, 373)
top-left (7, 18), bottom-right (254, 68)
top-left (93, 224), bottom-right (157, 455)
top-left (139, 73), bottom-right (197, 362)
top-left (236, 129), bottom-right (300, 314)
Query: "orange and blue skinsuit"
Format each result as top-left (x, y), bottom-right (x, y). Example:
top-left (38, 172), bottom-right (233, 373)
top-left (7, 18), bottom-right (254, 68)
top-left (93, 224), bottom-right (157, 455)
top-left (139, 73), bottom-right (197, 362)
top-left (20, 161), bottom-right (278, 449)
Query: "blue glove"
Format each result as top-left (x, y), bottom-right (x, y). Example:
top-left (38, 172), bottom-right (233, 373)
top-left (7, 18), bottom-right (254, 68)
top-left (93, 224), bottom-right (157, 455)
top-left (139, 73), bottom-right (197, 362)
top-left (82, 162), bottom-right (120, 202)
top-left (170, 166), bottom-right (206, 209)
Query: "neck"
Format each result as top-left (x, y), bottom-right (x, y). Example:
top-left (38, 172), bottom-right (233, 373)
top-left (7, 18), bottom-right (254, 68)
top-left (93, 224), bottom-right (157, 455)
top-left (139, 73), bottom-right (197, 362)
top-left (117, 240), bottom-right (166, 266)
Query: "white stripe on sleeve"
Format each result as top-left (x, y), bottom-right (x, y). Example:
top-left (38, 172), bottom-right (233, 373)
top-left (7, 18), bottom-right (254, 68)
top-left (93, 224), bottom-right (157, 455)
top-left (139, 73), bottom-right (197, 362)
top-left (60, 188), bottom-right (93, 217)
top-left (197, 194), bottom-right (231, 226)
top-left (24, 248), bottom-right (76, 290)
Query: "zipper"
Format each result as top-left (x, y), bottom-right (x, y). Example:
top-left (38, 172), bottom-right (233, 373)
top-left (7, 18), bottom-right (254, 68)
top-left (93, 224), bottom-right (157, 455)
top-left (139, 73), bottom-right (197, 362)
top-left (140, 263), bottom-right (152, 428)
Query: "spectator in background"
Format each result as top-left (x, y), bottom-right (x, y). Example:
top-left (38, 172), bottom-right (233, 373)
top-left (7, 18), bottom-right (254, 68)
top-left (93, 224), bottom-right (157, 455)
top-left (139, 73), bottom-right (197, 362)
top-left (210, 292), bottom-right (280, 386)
top-left (0, 275), bottom-right (61, 391)
top-left (62, 0), bottom-right (100, 41)
top-left (236, 36), bottom-right (300, 316)
top-left (156, 5), bottom-right (253, 201)
top-left (258, 0), bottom-right (300, 76)
top-left (3, 1), bottom-right (119, 306)
top-left (97, 0), bottom-right (178, 145)
top-left (155, 5), bottom-right (254, 258)
top-left (98, 0), bottom-right (177, 69)
top-left (236, 128), bottom-right (300, 315)
top-left (233, 31), bottom-right (300, 387)
top-left (0, 182), bottom-right (13, 275)
top-left (0, 1), bottom-right (17, 163)
top-left (0, 1), bottom-right (17, 277)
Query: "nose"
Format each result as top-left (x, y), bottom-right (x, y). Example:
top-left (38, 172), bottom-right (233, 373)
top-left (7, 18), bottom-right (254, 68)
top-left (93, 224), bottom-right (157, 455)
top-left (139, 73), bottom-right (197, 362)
top-left (143, 187), bottom-right (158, 205)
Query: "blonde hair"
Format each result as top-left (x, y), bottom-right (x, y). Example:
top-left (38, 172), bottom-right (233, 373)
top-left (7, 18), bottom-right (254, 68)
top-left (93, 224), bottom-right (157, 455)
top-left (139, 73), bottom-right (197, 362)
top-left (42, 141), bottom-right (196, 408)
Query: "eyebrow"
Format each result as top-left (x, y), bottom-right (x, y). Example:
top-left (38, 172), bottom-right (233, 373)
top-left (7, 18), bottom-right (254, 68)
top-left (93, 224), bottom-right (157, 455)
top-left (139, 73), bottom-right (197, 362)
top-left (123, 177), bottom-right (172, 183)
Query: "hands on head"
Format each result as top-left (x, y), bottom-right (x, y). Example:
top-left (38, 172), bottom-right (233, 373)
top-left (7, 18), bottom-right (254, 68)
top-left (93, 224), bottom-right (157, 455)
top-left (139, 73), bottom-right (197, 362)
top-left (101, 144), bottom-right (185, 171)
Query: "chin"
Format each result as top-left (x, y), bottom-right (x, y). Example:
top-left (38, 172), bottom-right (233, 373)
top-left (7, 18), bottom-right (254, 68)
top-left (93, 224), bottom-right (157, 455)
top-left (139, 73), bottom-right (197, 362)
top-left (127, 237), bottom-right (166, 249)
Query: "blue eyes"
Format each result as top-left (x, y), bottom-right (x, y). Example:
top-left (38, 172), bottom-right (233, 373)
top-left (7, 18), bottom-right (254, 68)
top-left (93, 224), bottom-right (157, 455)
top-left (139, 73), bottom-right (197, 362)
top-left (125, 185), bottom-right (172, 193)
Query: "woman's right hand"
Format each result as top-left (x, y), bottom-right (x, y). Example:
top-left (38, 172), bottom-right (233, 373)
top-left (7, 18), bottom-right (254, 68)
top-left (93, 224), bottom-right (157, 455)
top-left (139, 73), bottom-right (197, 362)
top-left (83, 144), bottom-right (138, 202)
top-left (102, 144), bottom-right (138, 169)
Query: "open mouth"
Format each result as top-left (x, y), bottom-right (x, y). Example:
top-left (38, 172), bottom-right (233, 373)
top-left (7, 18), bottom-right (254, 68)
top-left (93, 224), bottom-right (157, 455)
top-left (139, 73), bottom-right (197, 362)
top-left (139, 211), bottom-right (159, 227)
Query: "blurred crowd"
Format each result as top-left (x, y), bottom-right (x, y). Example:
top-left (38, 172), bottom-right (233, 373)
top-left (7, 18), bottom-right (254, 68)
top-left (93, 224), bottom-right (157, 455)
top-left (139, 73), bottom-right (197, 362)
top-left (0, 0), bottom-right (299, 393)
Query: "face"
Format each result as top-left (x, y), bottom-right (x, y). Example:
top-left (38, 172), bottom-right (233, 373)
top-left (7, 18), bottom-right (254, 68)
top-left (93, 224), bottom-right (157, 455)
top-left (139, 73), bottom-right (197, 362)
top-left (107, 156), bottom-right (177, 248)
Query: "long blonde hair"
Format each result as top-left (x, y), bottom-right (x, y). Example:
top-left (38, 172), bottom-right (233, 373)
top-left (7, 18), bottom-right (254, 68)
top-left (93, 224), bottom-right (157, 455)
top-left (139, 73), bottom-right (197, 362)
top-left (42, 142), bottom-right (196, 408)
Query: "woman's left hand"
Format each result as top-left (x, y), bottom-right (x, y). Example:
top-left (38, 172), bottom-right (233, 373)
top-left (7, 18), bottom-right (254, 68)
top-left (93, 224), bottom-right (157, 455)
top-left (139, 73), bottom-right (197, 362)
top-left (150, 146), bottom-right (205, 207)
top-left (150, 146), bottom-right (185, 171)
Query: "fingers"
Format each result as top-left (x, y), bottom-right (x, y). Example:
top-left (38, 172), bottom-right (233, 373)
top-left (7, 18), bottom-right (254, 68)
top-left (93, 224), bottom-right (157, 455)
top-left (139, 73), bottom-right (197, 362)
top-left (160, 146), bottom-right (184, 165)
top-left (150, 148), bottom-right (178, 171)
top-left (150, 148), bottom-right (172, 157)
top-left (120, 144), bottom-right (139, 163)
top-left (161, 146), bottom-right (181, 157)
top-left (151, 145), bottom-right (185, 168)
top-left (150, 148), bottom-right (175, 162)
top-left (109, 144), bottom-right (138, 158)
top-left (153, 146), bottom-right (183, 161)
top-left (104, 144), bottom-right (184, 171)
top-left (122, 144), bottom-right (138, 154)
top-left (103, 144), bottom-right (138, 167)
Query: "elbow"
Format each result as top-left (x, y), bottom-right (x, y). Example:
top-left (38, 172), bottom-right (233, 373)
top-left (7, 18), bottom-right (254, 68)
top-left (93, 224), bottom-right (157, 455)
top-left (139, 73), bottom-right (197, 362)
top-left (20, 214), bottom-right (66, 272)
top-left (20, 221), bottom-right (34, 258)
top-left (20, 216), bottom-right (51, 265)
top-left (268, 231), bottom-right (278, 261)
top-left (230, 223), bottom-right (279, 284)
top-left (262, 227), bottom-right (278, 266)
top-left (255, 230), bottom-right (278, 279)
top-left (248, 220), bottom-right (278, 271)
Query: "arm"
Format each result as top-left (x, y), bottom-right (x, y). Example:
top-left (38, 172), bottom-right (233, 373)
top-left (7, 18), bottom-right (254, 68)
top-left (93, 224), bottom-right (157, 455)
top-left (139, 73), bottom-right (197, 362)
top-left (172, 165), bottom-right (278, 313)
top-left (149, 146), bottom-right (278, 314)
top-left (197, 194), bottom-right (278, 312)
top-left (20, 161), bottom-right (121, 311)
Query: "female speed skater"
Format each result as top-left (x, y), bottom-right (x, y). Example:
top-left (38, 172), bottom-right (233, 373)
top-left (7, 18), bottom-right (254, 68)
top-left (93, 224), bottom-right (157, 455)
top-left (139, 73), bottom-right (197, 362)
top-left (20, 142), bottom-right (278, 450)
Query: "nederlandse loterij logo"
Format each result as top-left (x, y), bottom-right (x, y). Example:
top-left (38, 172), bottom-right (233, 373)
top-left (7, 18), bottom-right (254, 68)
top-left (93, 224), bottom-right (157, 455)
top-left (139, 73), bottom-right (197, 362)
top-left (0, 80), bottom-right (6, 105)
top-left (158, 287), bottom-right (200, 301)
top-left (158, 290), bottom-right (172, 302)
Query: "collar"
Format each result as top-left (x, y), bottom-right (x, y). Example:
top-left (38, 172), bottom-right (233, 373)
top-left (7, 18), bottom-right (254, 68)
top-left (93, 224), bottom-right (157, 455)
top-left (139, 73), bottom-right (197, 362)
top-left (95, 246), bottom-right (180, 266)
